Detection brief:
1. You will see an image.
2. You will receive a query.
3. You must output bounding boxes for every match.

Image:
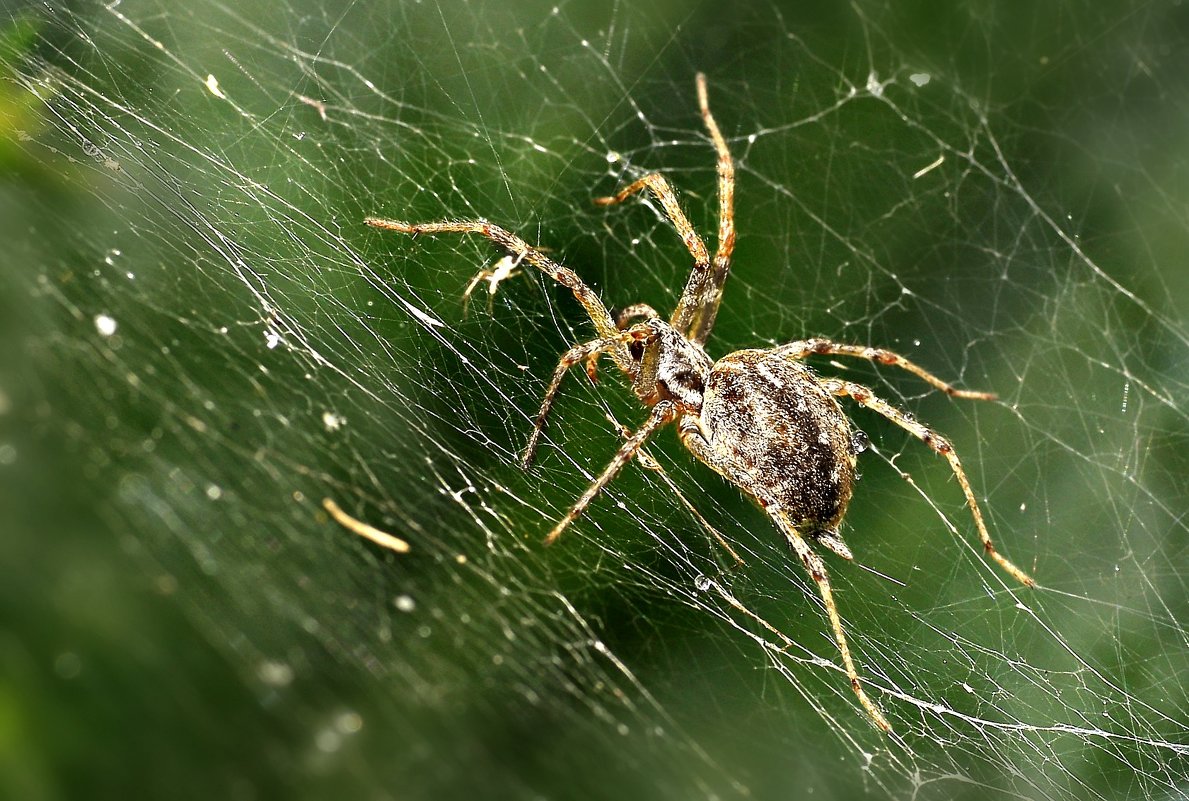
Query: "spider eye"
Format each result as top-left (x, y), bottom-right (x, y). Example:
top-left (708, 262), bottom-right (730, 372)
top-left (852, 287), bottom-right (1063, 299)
top-left (671, 370), bottom-right (704, 395)
top-left (629, 340), bottom-right (645, 360)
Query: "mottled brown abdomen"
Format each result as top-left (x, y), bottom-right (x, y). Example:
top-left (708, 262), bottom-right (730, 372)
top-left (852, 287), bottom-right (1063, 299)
top-left (701, 350), bottom-right (856, 530)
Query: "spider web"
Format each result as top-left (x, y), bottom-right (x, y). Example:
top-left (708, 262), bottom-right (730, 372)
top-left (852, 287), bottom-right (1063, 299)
top-left (3, 1), bottom-right (1187, 798)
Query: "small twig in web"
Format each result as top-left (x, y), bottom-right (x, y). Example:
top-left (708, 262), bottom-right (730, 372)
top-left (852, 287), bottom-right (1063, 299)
top-left (323, 497), bottom-right (410, 553)
top-left (912, 153), bottom-right (945, 179)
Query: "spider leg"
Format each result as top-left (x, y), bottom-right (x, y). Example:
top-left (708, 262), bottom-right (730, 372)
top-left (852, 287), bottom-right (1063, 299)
top-left (676, 415), bottom-right (890, 731)
top-left (364, 217), bottom-right (625, 358)
top-left (826, 379), bottom-right (1035, 587)
top-left (607, 415), bottom-right (745, 567)
top-left (771, 510), bottom-right (893, 733)
top-left (668, 74), bottom-right (736, 345)
top-left (595, 172), bottom-right (712, 266)
top-left (615, 303), bottom-right (660, 328)
top-left (543, 401), bottom-right (678, 545)
top-left (777, 339), bottom-right (997, 400)
top-left (523, 333), bottom-right (642, 468)
top-left (582, 303), bottom-right (662, 383)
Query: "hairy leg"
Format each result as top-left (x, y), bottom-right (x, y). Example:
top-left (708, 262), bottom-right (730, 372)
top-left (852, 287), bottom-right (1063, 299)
top-left (544, 401), bottom-right (678, 545)
top-left (523, 333), bottom-right (644, 468)
top-left (678, 414), bottom-right (891, 731)
top-left (825, 379), bottom-right (1034, 587)
top-left (777, 339), bottom-right (996, 400)
top-left (771, 510), bottom-right (893, 732)
top-left (365, 218), bottom-right (625, 363)
top-left (594, 173), bottom-right (711, 269)
top-left (677, 72), bottom-right (736, 346)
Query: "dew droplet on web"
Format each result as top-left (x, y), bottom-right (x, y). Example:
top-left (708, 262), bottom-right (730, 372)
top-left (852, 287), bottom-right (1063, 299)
top-left (865, 71), bottom-right (884, 97)
top-left (335, 710), bottom-right (363, 734)
top-left (257, 660), bottom-right (293, 687)
top-left (394, 594), bottom-right (416, 612)
top-left (94, 313), bottom-right (118, 336)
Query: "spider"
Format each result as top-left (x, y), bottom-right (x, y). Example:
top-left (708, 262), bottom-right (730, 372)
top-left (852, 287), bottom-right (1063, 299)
top-left (365, 74), bottom-right (1035, 732)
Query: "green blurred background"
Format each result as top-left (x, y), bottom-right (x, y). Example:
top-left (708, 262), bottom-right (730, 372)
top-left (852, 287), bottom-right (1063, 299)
top-left (2, 1), bottom-right (1187, 799)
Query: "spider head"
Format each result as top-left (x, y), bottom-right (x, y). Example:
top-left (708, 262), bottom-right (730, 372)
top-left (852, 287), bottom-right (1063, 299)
top-left (625, 319), bottom-right (712, 410)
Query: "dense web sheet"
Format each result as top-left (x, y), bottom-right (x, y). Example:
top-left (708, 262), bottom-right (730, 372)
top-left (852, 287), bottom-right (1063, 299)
top-left (3, 1), bottom-right (1188, 799)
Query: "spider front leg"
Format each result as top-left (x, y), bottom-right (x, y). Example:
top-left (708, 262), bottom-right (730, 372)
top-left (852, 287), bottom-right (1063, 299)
top-left (669, 73), bottom-right (736, 345)
top-left (543, 401), bottom-right (678, 545)
top-left (594, 173), bottom-right (711, 271)
top-left (594, 75), bottom-right (736, 346)
top-left (364, 217), bottom-right (624, 348)
top-left (778, 339), bottom-right (996, 400)
top-left (826, 379), bottom-right (1035, 587)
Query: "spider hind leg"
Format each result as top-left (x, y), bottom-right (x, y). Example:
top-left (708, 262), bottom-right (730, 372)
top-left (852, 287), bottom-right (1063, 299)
top-left (826, 379), bottom-right (1035, 587)
top-left (772, 510), bottom-right (892, 732)
top-left (677, 412), bottom-right (888, 730)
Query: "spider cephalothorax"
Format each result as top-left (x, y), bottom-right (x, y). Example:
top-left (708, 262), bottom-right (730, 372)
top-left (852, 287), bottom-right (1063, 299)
top-left (631, 318), bottom-right (713, 409)
top-left (366, 74), bottom-right (1035, 732)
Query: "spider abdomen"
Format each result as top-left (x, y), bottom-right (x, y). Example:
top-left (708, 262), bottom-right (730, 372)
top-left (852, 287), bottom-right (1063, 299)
top-left (701, 350), bottom-right (856, 530)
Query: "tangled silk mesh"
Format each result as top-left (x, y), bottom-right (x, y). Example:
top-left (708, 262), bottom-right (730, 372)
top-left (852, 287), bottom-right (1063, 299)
top-left (5, 1), bottom-right (1188, 799)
